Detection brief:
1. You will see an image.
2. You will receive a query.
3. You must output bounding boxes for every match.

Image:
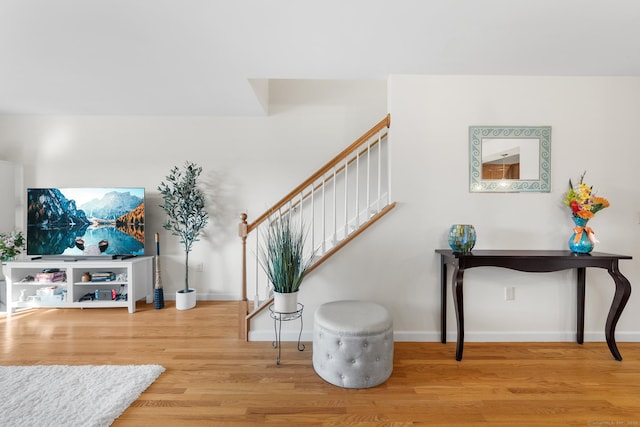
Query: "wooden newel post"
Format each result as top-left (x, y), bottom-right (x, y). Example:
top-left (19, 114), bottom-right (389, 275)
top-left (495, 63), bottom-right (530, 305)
top-left (239, 213), bottom-right (249, 339)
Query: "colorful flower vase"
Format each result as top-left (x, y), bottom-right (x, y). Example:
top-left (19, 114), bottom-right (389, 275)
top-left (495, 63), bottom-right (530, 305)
top-left (448, 224), bottom-right (476, 254)
top-left (568, 216), bottom-right (594, 254)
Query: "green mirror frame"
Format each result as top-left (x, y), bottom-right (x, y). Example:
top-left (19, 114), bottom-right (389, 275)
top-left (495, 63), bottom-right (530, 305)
top-left (469, 126), bottom-right (551, 193)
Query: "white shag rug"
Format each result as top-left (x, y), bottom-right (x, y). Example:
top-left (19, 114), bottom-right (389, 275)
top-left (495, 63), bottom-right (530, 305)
top-left (0, 365), bottom-right (165, 427)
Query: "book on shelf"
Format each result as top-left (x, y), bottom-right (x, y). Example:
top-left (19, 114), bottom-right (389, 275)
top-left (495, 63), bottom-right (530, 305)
top-left (35, 271), bottom-right (67, 282)
top-left (89, 271), bottom-right (116, 282)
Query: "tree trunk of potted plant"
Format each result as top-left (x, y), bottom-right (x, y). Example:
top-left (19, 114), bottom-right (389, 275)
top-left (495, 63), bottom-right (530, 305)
top-left (175, 250), bottom-right (196, 310)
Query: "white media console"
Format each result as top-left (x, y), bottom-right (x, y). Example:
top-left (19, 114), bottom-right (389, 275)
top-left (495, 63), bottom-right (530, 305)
top-left (2, 256), bottom-right (153, 313)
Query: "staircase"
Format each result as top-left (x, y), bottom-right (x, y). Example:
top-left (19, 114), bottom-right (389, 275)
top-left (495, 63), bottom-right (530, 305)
top-left (238, 114), bottom-right (395, 339)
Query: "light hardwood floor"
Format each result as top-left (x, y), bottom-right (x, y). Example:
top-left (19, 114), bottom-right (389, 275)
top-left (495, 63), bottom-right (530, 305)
top-left (1, 301), bottom-right (639, 426)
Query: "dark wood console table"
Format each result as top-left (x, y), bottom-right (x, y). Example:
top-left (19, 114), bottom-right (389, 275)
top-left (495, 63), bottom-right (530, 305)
top-left (435, 250), bottom-right (632, 361)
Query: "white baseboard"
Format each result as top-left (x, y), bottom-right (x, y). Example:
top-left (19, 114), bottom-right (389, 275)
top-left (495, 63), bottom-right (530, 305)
top-left (248, 329), bottom-right (640, 342)
top-left (162, 292), bottom-right (241, 301)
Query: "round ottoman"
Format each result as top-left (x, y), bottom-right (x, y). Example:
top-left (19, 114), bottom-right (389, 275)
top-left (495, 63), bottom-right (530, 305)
top-left (313, 300), bottom-right (393, 388)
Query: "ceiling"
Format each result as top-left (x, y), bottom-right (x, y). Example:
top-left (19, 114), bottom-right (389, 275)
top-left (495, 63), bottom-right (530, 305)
top-left (1, 0), bottom-right (639, 116)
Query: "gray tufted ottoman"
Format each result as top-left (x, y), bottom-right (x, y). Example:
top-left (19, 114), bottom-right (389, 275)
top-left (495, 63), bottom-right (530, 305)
top-left (313, 300), bottom-right (393, 388)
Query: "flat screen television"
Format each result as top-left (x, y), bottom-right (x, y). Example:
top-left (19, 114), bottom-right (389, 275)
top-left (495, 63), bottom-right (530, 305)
top-left (26, 187), bottom-right (145, 258)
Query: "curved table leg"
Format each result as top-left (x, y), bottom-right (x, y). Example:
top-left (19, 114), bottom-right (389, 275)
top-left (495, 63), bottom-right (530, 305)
top-left (606, 263), bottom-right (632, 361)
top-left (452, 266), bottom-right (465, 361)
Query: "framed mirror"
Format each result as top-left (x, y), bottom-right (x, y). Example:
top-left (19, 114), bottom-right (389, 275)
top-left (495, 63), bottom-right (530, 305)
top-left (469, 126), bottom-right (551, 192)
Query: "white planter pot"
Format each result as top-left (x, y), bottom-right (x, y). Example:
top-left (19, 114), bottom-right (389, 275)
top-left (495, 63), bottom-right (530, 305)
top-left (273, 291), bottom-right (299, 313)
top-left (176, 289), bottom-right (196, 310)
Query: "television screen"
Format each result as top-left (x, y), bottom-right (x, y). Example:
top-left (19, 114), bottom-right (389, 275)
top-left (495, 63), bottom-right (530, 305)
top-left (27, 187), bottom-right (145, 257)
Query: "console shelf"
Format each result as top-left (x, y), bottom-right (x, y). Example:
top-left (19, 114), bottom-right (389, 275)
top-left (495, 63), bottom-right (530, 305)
top-left (2, 256), bottom-right (153, 314)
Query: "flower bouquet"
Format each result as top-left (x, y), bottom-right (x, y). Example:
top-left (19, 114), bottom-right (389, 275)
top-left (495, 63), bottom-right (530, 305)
top-left (562, 172), bottom-right (609, 253)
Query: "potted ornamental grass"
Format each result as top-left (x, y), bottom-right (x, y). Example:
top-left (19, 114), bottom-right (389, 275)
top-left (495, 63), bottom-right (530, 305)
top-left (259, 213), bottom-right (314, 313)
top-left (158, 161), bottom-right (209, 310)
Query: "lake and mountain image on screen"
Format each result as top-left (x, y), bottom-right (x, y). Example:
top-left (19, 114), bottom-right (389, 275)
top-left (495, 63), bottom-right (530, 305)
top-left (26, 188), bottom-right (145, 256)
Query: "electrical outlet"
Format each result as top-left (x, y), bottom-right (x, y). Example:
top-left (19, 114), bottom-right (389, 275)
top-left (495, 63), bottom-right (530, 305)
top-left (504, 287), bottom-right (515, 301)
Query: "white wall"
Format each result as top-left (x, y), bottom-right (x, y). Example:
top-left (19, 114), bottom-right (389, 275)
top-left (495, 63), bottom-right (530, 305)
top-left (0, 80), bottom-right (387, 301)
top-left (1, 76), bottom-right (639, 345)
top-left (244, 75), bottom-right (640, 344)
top-left (384, 75), bottom-right (640, 342)
top-left (0, 161), bottom-right (16, 232)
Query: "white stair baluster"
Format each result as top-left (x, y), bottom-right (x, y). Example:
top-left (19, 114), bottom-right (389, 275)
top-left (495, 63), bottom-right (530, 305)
top-left (344, 158), bottom-right (348, 236)
top-left (355, 149), bottom-right (360, 228)
top-left (366, 139), bottom-right (371, 219)
top-left (311, 183), bottom-right (315, 256)
top-left (321, 175), bottom-right (326, 253)
top-left (332, 168), bottom-right (336, 243)
top-left (377, 130), bottom-right (382, 212)
top-left (254, 229), bottom-right (260, 306)
top-left (387, 132), bottom-right (392, 205)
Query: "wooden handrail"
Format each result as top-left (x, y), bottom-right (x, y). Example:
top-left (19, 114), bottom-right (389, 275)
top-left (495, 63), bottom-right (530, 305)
top-left (247, 114), bottom-right (390, 233)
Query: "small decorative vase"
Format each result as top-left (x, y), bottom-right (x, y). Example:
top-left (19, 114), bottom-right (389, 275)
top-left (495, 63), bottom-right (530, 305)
top-left (273, 291), bottom-right (298, 313)
top-left (448, 224), bottom-right (476, 254)
top-left (154, 288), bottom-right (165, 310)
top-left (568, 216), bottom-right (595, 254)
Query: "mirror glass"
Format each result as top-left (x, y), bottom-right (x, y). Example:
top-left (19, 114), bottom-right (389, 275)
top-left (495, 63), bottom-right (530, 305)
top-left (469, 126), bottom-right (551, 192)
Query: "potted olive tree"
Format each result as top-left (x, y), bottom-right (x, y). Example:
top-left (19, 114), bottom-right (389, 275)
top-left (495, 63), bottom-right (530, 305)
top-left (158, 161), bottom-right (209, 310)
top-left (259, 213), bottom-right (314, 313)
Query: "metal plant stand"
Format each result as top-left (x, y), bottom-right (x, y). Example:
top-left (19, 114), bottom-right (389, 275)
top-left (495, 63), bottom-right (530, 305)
top-left (268, 303), bottom-right (305, 365)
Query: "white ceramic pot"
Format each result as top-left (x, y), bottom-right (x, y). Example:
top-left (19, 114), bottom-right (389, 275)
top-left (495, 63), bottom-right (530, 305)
top-left (176, 289), bottom-right (196, 310)
top-left (273, 291), bottom-right (298, 313)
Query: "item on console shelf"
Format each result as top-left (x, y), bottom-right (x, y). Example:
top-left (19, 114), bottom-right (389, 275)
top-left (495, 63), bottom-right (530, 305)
top-left (78, 293), bottom-right (94, 302)
top-left (94, 289), bottom-right (115, 300)
top-left (36, 285), bottom-right (62, 297)
top-left (89, 271), bottom-right (116, 282)
top-left (38, 288), bottom-right (65, 304)
top-left (117, 284), bottom-right (128, 301)
top-left (35, 270), bottom-right (67, 282)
